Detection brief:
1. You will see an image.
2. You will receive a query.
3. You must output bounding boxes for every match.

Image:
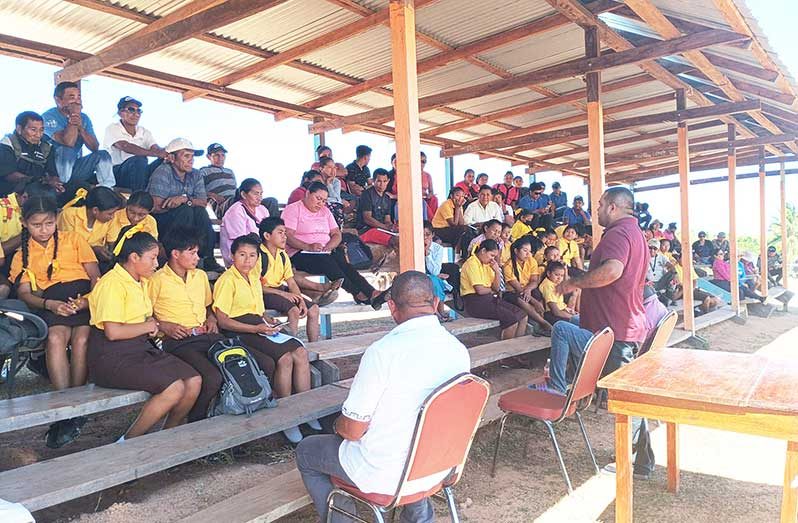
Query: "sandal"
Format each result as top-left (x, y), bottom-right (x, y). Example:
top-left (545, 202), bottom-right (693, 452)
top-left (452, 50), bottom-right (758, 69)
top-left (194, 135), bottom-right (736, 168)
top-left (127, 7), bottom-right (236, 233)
top-left (329, 278), bottom-right (345, 292)
top-left (315, 288), bottom-right (339, 307)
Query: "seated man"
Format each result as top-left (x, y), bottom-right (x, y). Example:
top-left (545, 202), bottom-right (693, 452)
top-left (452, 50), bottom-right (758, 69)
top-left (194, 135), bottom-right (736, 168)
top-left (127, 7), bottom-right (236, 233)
top-left (563, 196), bottom-right (591, 235)
top-left (549, 181), bottom-right (568, 220)
top-left (296, 271), bottom-right (470, 523)
top-left (712, 231), bottom-right (730, 258)
top-left (464, 184), bottom-right (504, 227)
top-left (0, 111), bottom-right (64, 197)
top-left (42, 81), bottom-right (114, 189)
top-left (760, 245), bottom-right (784, 287)
top-left (198, 143), bottom-right (279, 219)
top-left (691, 231), bottom-right (715, 265)
top-left (518, 182), bottom-right (554, 230)
top-left (103, 96), bottom-right (167, 192)
top-left (358, 169), bottom-right (398, 249)
top-left (345, 145), bottom-right (372, 197)
top-left (147, 138), bottom-right (225, 273)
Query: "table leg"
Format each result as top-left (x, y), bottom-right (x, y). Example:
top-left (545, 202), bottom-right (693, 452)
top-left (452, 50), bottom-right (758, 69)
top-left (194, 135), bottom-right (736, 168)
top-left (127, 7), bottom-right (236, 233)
top-left (667, 422), bottom-right (680, 493)
top-left (615, 414), bottom-right (633, 523)
top-left (782, 441), bottom-right (798, 523)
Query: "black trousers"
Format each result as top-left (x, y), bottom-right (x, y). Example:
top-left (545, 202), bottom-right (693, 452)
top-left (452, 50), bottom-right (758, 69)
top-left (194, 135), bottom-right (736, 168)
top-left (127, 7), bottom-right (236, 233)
top-left (154, 204), bottom-right (215, 259)
top-left (291, 248), bottom-right (374, 299)
top-left (532, 213), bottom-right (553, 231)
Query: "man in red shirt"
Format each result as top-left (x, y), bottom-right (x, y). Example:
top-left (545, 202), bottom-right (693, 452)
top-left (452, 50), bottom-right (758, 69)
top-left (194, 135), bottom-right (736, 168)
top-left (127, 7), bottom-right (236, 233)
top-left (532, 186), bottom-right (654, 478)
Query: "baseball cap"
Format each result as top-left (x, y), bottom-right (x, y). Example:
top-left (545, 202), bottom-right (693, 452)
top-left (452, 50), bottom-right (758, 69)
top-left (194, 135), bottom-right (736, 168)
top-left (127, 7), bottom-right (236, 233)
top-left (768, 245), bottom-right (777, 253)
top-left (117, 96), bottom-right (142, 110)
top-left (207, 143), bottom-right (227, 154)
top-left (668, 222), bottom-right (677, 230)
top-left (552, 181), bottom-right (561, 189)
top-left (717, 231), bottom-right (727, 238)
top-left (164, 138), bottom-right (202, 156)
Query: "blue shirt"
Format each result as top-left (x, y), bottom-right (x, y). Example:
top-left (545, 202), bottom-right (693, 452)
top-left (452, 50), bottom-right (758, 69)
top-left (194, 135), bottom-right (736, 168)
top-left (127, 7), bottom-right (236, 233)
top-left (518, 193), bottom-right (550, 212)
top-left (148, 163), bottom-right (206, 200)
top-left (563, 207), bottom-right (590, 225)
top-left (41, 107), bottom-right (94, 163)
top-left (550, 191), bottom-right (568, 211)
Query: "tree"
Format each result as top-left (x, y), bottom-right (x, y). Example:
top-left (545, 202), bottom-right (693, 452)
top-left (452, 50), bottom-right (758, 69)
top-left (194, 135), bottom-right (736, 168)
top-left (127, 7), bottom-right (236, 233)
top-left (769, 202), bottom-right (798, 263)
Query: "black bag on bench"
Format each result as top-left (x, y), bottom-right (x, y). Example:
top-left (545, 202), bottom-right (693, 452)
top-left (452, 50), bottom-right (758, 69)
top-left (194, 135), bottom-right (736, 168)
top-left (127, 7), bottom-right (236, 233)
top-left (207, 338), bottom-right (277, 417)
top-left (0, 301), bottom-right (48, 398)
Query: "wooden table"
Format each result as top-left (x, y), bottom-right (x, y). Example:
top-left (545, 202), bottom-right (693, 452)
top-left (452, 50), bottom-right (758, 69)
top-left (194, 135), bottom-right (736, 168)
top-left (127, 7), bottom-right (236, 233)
top-left (598, 348), bottom-right (798, 522)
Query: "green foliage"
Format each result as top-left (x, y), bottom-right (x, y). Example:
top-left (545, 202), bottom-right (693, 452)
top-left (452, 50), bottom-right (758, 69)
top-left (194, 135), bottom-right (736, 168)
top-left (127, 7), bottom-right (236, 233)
top-left (769, 202), bottom-right (798, 262)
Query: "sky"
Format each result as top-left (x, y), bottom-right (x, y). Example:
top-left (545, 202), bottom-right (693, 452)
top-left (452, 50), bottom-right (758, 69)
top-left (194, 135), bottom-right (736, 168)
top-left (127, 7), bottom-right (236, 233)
top-left (0, 0), bottom-right (794, 239)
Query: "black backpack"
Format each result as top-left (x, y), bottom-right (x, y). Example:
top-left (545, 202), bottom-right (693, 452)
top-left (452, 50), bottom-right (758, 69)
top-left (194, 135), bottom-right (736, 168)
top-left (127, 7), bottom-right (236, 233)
top-left (0, 301), bottom-right (48, 398)
top-left (260, 247), bottom-right (288, 278)
top-left (207, 338), bottom-right (277, 417)
top-left (341, 232), bottom-right (373, 270)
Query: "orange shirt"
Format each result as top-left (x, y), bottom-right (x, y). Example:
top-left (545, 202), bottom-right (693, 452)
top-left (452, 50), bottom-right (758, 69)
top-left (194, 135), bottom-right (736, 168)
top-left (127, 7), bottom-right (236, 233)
top-left (10, 231), bottom-right (96, 291)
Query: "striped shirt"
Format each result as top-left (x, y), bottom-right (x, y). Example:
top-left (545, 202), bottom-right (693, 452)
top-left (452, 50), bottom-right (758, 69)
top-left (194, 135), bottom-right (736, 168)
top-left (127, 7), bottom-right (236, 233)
top-left (198, 165), bottom-right (237, 199)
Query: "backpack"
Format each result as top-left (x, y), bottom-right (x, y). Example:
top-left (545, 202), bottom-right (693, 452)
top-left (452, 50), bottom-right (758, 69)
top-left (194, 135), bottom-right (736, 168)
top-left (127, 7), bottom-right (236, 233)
top-left (260, 247), bottom-right (288, 278)
top-left (207, 338), bottom-right (277, 417)
top-left (341, 232), bottom-right (373, 270)
top-left (0, 301), bottom-right (48, 398)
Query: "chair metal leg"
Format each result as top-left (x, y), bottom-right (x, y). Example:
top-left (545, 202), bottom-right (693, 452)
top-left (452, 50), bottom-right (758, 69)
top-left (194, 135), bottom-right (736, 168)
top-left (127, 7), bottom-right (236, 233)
top-left (543, 420), bottom-right (573, 493)
top-left (443, 486), bottom-right (460, 523)
top-left (327, 489), bottom-right (384, 523)
top-left (491, 414), bottom-right (509, 477)
top-left (575, 411), bottom-right (600, 474)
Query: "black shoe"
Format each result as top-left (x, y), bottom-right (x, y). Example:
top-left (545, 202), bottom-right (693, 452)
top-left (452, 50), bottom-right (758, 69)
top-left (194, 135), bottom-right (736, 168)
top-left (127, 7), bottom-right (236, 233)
top-left (45, 418), bottom-right (83, 449)
top-left (203, 258), bottom-right (226, 274)
top-left (371, 290), bottom-right (390, 310)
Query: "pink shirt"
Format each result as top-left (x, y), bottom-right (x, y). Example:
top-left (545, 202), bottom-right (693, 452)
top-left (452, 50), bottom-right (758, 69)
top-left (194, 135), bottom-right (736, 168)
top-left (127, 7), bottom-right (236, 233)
top-left (220, 200), bottom-right (269, 266)
top-left (281, 200), bottom-right (338, 256)
top-left (712, 258), bottom-right (730, 281)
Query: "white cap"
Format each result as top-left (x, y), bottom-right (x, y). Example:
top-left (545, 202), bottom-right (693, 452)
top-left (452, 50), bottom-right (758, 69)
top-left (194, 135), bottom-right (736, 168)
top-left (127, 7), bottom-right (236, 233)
top-left (164, 137), bottom-right (202, 155)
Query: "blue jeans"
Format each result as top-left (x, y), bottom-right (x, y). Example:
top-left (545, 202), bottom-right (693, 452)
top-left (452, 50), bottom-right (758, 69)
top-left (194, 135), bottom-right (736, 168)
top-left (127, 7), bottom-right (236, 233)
top-left (296, 434), bottom-right (434, 523)
top-left (113, 156), bottom-right (160, 192)
top-left (55, 149), bottom-right (115, 187)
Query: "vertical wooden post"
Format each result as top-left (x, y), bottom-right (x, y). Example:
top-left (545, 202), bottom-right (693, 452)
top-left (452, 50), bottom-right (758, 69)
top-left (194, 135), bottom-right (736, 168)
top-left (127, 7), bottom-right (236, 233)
top-left (666, 422), bottom-right (680, 493)
top-left (585, 27), bottom-right (605, 244)
top-left (759, 147), bottom-right (768, 297)
top-left (728, 124), bottom-right (740, 314)
top-left (312, 119), bottom-right (333, 339)
top-left (781, 158), bottom-right (789, 290)
top-left (444, 156), bottom-right (454, 195)
top-left (390, 0), bottom-right (424, 272)
top-left (676, 89), bottom-right (695, 333)
top-left (615, 413), bottom-right (633, 522)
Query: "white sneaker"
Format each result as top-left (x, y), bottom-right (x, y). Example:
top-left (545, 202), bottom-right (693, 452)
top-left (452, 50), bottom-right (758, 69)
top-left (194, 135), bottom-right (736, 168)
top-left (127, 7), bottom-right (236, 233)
top-left (283, 426), bottom-right (304, 444)
top-left (306, 419), bottom-right (322, 431)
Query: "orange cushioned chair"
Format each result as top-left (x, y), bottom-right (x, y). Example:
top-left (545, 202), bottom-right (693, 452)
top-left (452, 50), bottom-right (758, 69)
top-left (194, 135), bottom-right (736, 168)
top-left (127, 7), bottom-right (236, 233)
top-left (491, 327), bottom-right (614, 493)
top-left (638, 309), bottom-right (678, 357)
top-left (326, 372), bottom-right (490, 523)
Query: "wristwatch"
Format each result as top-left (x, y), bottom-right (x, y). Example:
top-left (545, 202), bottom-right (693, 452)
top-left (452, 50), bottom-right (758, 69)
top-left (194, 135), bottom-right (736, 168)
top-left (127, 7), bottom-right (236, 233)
top-left (184, 193), bottom-right (192, 206)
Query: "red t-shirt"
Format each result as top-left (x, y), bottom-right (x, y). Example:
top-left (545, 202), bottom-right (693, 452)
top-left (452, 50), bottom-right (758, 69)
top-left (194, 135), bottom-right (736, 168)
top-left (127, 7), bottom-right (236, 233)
top-left (287, 186), bottom-right (307, 205)
top-left (581, 216), bottom-right (649, 343)
top-left (454, 181), bottom-right (480, 199)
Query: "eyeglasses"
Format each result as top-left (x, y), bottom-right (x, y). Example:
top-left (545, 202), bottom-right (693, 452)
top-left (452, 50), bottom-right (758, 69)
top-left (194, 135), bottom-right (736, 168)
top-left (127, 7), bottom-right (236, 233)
top-left (533, 191), bottom-right (543, 196)
top-left (123, 107), bottom-right (143, 114)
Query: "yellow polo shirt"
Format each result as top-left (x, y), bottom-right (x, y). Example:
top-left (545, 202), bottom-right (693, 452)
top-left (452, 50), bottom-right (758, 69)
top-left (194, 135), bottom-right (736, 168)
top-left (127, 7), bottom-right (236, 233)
top-left (509, 220), bottom-right (532, 241)
top-left (539, 277), bottom-right (566, 312)
top-left (431, 199), bottom-right (455, 229)
top-left (57, 206), bottom-right (114, 248)
top-left (555, 224), bottom-right (567, 238)
top-left (503, 257), bottom-right (539, 288)
top-left (558, 238), bottom-right (580, 266)
top-left (258, 245), bottom-right (294, 289)
top-left (213, 266), bottom-right (266, 318)
top-left (9, 230), bottom-right (96, 291)
top-left (148, 264), bottom-right (211, 328)
top-left (460, 255), bottom-right (495, 297)
top-left (89, 264), bottom-right (152, 330)
top-left (0, 193), bottom-right (22, 243)
top-left (105, 208), bottom-right (159, 245)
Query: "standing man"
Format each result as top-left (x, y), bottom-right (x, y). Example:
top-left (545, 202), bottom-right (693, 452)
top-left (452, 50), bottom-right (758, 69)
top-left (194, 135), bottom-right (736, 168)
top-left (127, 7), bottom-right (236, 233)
top-left (296, 271), bottom-right (469, 523)
top-left (147, 138), bottom-right (225, 273)
top-left (198, 143), bottom-right (279, 218)
top-left (42, 81), bottom-right (115, 189)
top-left (549, 181), bottom-right (568, 220)
top-left (103, 96), bottom-right (167, 191)
top-left (345, 145), bottom-right (372, 197)
top-left (536, 187), bottom-right (654, 479)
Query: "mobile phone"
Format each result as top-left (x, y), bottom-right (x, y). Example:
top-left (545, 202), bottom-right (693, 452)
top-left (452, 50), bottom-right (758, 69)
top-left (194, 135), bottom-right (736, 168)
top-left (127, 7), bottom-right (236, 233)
top-left (272, 320), bottom-right (290, 329)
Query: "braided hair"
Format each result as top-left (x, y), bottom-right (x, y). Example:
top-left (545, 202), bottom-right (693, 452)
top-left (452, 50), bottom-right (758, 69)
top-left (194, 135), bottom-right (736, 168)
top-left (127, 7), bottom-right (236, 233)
top-left (510, 236), bottom-right (534, 282)
top-left (17, 196), bottom-right (59, 286)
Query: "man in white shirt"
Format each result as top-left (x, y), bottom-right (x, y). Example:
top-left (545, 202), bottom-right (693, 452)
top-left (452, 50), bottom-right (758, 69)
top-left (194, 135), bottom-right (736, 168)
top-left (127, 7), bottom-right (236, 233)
top-left (464, 184), bottom-right (504, 226)
top-left (296, 271), bottom-right (470, 523)
top-left (102, 96), bottom-right (167, 191)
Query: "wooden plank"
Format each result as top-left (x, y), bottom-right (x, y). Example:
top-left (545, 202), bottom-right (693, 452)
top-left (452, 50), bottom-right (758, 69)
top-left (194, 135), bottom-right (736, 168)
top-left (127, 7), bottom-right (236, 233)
top-left (759, 147), bottom-right (768, 297)
top-left (307, 318), bottom-right (499, 361)
top-left (666, 422), bottom-right (680, 493)
top-left (728, 124), bottom-right (741, 314)
top-left (586, 26), bottom-right (605, 245)
top-left (0, 386), bottom-right (149, 434)
top-left (783, 441), bottom-right (798, 523)
top-left (781, 159), bottom-right (790, 290)
top-left (57, 0), bottom-right (288, 82)
top-left (390, 0), bottom-right (425, 272)
top-left (310, 28), bottom-right (748, 133)
top-left (615, 414), bottom-right (633, 523)
top-left (702, 51), bottom-right (780, 82)
top-left (677, 89), bottom-right (695, 333)
top-left (468, 335), bottom-right (550, 369)
top-left (0, 385), bottom-right (349, 512)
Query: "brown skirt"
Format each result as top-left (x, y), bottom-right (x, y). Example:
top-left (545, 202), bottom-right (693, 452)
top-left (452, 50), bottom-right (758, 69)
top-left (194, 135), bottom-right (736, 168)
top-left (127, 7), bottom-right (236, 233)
top-left (38, 280), bottom-right (92, 327)
top-left (224, 314), bottom-right (303, 362)
top-left (463, 293), bottom-right (526, 329)
top-left (87, 327), bottom-right (199, 395)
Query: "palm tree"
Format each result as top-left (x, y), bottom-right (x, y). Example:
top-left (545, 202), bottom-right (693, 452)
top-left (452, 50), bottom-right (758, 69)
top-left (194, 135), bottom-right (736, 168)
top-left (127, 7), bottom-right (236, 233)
top-left (769, 202), bottom-right (798, 263)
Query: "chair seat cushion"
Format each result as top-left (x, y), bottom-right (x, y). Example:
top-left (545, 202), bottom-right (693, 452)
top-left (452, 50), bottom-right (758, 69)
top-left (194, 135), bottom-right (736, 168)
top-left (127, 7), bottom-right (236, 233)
top-left (497, 388), bottom-right (575, 421)
top-left (331, 477), bottom-right (441, 507)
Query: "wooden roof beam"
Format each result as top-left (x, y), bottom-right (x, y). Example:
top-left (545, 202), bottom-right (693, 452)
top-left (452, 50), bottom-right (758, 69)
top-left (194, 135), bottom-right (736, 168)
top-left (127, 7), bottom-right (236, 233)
top-left (57, 0), bottom-right (286, 82)
top-left (701, 51), bottom-right (780, 82)
top-left (310, 27), bottom-right (748, 134)
top-left (440, 99), bottom-right (760, 157)
top-left (624, 0), bottom-right (796, 154)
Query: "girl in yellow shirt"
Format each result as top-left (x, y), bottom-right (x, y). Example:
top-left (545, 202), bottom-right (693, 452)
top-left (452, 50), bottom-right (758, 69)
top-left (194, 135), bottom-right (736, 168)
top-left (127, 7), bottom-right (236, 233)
top-left (213, 234), bottom-right (315, 443)
top-left (10, 196), bottom-right (101, 448)
top-left (57, 186), bottom-right (123, 268)
top-left (460, 239), bottom-right (527, 340)
top-left (539, 261), bottom-right (579, 325)
top-left (558, 226), bottom-right (584, 271)
top-left (106, 191), bottom-right (159, 252)
top-left (87, 232), bottom-right (201, 441)
top-left (502, 237), bottom-right (552, 336)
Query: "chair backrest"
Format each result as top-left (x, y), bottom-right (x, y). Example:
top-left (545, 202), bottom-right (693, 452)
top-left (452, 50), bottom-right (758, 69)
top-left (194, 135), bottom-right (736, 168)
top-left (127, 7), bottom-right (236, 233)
top-left (639, 310), bottom-right (678, 357)
top-left (395, 373), bottom-right (490, 499)
top-left (559, 327), bottom-right (615, 419)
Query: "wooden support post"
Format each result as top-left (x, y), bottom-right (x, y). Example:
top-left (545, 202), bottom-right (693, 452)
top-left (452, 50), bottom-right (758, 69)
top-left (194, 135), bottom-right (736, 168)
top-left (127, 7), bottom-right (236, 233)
top-left (783, 440), bottom-right (798, 523)
top-left (666, 422), bottom-right (680, 493)
top-left (615, 413), bottom-right (633, 522)
top-left (313, 121), bottom-right (332, 339)
top-left (727, 124), bottom-right (740, 314)
top-left (781, 159), bottom-right (790, 290)
top-left (759, 147), bottom-right (768, 297)
top-left (676, 89), bottom-right (695, 333)
top-left (444, 156), bottom-right (454, 195)
top-left (390, 0), bottom-right (424, 272)
top-left (585, 26), bottom-right (605, 244)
